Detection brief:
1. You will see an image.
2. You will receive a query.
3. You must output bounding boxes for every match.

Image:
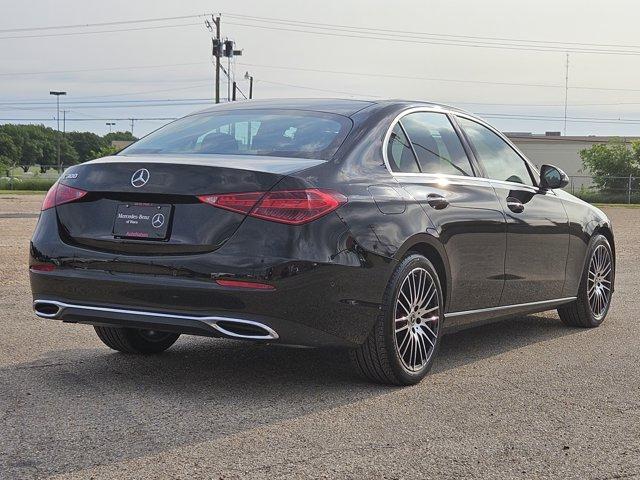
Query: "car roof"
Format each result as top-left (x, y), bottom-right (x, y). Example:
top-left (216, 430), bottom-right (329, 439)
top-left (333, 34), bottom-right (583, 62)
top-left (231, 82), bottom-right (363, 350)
top-left (196, 98), bottom-right (470, 118)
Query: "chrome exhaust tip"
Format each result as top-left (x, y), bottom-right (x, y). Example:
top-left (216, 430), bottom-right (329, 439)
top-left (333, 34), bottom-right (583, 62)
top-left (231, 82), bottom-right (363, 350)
top-left (213, 318), bottom-right (279, 340)
top-left (33, 300), bottom-right (63, 319)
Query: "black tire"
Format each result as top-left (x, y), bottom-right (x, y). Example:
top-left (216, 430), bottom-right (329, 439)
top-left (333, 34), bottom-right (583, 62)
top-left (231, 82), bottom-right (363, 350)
top-left (350, 254), bottom-right (444, 385)
top-left (94, 326), bottom-right (180, 354)
top-left (558, 234), bottom-right (614, 328)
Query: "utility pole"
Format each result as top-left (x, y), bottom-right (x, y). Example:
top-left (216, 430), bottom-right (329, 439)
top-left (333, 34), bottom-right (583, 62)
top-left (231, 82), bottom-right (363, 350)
top-left (206, 15), bottom-right (222, 103)
top-left (49, 90), bottom-right (66, 172)
top-left (129, 118), bottom-right (135, 135)
top-left (62, 110), bottom-right (67, 134)
top-left (206, 16), bottom-right (242, 103)
top-left (244, 71), bottom-right (254, 99)
top-left (215, 16), bottom-right (221, 103)
top-left (564, 53), bottom-right (569, 136)
top-left (228, 55), bottom-right (232, 102)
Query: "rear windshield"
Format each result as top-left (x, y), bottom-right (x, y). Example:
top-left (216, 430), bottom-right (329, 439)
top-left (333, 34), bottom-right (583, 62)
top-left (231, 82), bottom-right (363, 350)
top-left (122, 109), bottom-right (352, 160)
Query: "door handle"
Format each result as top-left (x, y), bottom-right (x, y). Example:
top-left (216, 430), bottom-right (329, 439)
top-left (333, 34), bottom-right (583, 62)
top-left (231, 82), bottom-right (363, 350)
top-left (506, 197), bottom-right (524, 213)
top-left (426, 193), bottom-right (449, 210)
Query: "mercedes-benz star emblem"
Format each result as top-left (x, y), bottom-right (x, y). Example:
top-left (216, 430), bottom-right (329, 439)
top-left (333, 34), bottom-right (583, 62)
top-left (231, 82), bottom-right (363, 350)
top-left (131, 168), bottom-right (150, 188)
top-left (151, 213), bottom-right (165, 229)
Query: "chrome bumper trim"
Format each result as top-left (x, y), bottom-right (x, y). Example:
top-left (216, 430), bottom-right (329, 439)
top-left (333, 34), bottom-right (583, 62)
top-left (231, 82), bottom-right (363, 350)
top-left (33, 299), bottom-right (279, 340)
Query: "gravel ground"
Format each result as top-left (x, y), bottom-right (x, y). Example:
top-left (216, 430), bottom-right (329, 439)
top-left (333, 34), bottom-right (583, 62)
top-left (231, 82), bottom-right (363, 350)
top-left (0, 194), bottom-right (638, 479)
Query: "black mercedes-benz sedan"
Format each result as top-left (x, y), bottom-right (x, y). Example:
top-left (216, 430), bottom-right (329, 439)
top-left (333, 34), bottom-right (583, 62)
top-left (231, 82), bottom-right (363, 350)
top-left (30, 99), bottom-right (615, 385)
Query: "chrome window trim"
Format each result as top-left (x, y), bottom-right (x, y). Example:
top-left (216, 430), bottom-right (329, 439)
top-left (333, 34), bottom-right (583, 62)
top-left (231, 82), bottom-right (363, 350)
top-left (382, 106), bottom-right (543, 191)
top-left (382, 106), bottom-right (474, 178)
top-left (453, 112), bottom-right (541, 187)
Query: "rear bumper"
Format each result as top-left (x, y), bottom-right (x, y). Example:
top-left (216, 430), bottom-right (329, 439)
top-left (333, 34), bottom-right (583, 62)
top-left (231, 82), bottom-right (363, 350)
top-left (29, 208), bottom-right (395, 347)
top-left (30, 267), bottom-right (382, 347)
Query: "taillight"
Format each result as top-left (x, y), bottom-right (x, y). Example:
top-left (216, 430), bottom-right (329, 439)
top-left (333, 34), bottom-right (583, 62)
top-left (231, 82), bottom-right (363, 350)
top-left (42, 182), bottom-right (88, 211)
top-left (30, 264), bottom-right (56, 272)
top-left (215, 279), bottom-right (275, 290)
top-left (198, 192), bottom-right (263, 214)
top-left (198, 189), bottom-right (346, 225)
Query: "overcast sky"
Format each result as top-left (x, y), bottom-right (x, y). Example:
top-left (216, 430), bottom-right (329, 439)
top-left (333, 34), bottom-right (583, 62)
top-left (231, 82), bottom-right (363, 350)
top-left (2, 0), bottom-right (640, 137)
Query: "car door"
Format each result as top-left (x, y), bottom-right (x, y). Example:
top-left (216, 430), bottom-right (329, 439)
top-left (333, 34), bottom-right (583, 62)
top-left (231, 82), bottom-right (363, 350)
top-left (386, 109), bottom-right (507, 313)
top-left (455, 115), bottom-right (570, 306)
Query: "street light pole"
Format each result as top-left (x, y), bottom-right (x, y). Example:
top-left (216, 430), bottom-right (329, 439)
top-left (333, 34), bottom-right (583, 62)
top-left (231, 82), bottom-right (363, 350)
top-left (106, 122), bottom-right (115, 133)
top-left (49, 91), bottom-right (66, 172)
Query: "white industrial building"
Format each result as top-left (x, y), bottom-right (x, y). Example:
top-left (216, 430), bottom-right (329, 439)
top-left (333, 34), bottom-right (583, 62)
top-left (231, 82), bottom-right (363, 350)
top-left (506, 132), bottom-right (639, 191)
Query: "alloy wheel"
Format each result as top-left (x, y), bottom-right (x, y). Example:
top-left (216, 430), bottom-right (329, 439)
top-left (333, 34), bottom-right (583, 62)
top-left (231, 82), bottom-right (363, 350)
top-left (587, 244), bottom-right (613, 320)
top-left (393, 267), bottom-right (440, 372)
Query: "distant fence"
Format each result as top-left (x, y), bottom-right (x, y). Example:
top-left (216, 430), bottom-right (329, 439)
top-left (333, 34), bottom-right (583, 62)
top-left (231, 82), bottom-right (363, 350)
top-left (1, 166), bottom-right (62, 191)
top-left (2, 166), bottom-right (640, 204)
top-left (568, 175), bottom-right (640, 204)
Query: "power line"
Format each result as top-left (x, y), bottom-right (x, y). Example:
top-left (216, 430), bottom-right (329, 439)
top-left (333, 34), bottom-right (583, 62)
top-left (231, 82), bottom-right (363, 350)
top-left (224, 12), bottom-right (640, 51)
top-left (4, 55), bottom-right (640, 93)
top-left (0, 98), bottom-right (213, 106)
top-left (0, 61), bottom-right (205, 77)
top-left (2, 10), bottom-right (640, 61)
top-left (0, 13), bottom-right (207, 34)
top-left (0, 117), bottom-right (176, 121)
top-left (224, 20), bottom-right (640, 57)
top-left (6, 10), bottom-right (640, 53)
top-left (239, 61), bottom-right (562, 89)
top-left (479, 113), bottom-right (640, 125)
top-left (4, 51), bottom-right (640, 94)
top-left (4, 96), bottom-right (640, 111)
top-left (0, 21), bottom-right (202, 41)
top-left (7, 113), bottom-right (640, 126)
top-left (256, 79), bottom-right (383, 98)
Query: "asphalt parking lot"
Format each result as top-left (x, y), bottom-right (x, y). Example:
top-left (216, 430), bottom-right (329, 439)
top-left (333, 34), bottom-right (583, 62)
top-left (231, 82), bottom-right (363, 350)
top-left (0, 194), bottom-right (638, 479)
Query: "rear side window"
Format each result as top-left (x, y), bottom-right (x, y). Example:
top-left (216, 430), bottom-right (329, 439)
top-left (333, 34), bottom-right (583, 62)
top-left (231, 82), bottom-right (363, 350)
top-left (122, 109), bottom-right (352, 160)
top-left (387, 124), bottom-right (420, 173)
top-left (457, 116), bottom-right (533, 186)
top-left (400, 112), bottom-right (473, 176)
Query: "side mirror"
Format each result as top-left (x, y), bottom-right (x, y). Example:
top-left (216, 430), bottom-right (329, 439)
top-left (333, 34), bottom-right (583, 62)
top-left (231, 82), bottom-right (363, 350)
top-left (539, 164), bottom-right (569, 190)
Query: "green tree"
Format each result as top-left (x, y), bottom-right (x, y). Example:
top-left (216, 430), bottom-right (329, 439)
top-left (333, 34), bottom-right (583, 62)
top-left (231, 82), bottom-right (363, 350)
top-left (103, 131), bottom-right (137, 144)
top-left (0, 124), bottom-right (79, 170)
top-left (0, 132), bottom-right (20, 172)
top-left (580, 140), bottom-right (640, 192)
top-left (89, 144), bottom-right (119, 160)
top-left (67, 131), bottom-right (107, 163)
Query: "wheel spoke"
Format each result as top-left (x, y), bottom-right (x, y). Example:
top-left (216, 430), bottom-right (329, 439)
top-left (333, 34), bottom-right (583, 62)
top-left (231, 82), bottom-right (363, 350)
top-left (415, 270), bottom-right (424, 308)
top-left (416, 305), bottom-right (439, 318)
top-left (415, 333), bottom-right (424, 367)
top-left (398, 291), bottom-right (412, 314)
top-left (421, 324), bottom-right (437, 341)
top-left (396, 324), bottom-right (410, 334)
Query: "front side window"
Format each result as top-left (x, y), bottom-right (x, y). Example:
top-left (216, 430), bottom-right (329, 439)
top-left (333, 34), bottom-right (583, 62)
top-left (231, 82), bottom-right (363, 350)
top-left (457, 117), bottom-right (533, 186)
top-left (400, 112), bottom-right (473, 176)
top-left (122, 109), bottom-right (352, 161)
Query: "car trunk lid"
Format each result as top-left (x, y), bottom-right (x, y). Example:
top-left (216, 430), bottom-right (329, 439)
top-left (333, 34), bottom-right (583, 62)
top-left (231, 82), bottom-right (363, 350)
top-left (54, 154), bottom-right (326, 254)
